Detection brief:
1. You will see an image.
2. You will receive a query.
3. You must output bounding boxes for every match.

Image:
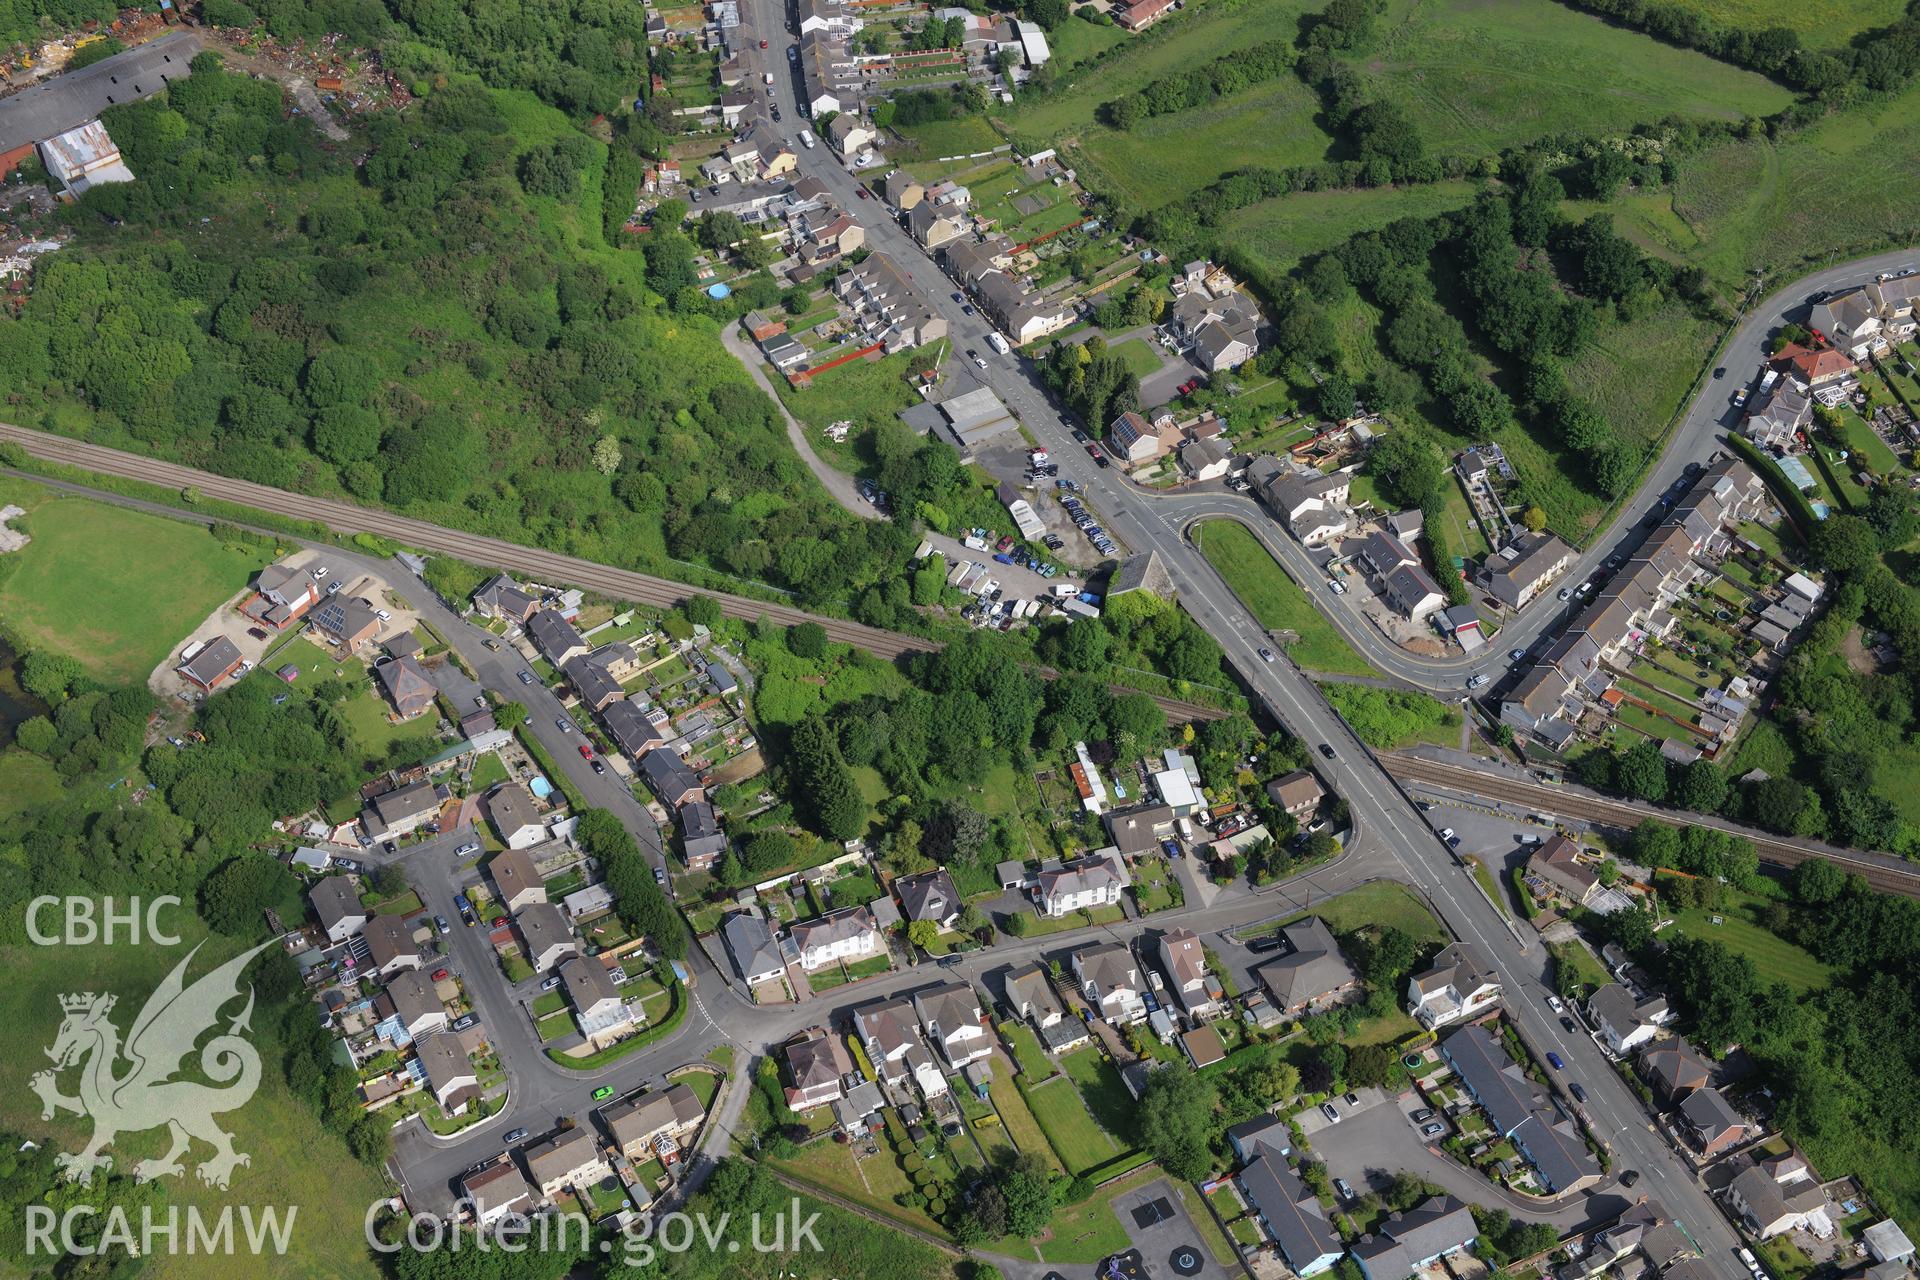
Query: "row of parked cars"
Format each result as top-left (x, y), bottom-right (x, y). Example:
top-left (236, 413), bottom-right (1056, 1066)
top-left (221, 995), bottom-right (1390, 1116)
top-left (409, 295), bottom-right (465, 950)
top-left (1059, 494), bottom-right (1116, 556)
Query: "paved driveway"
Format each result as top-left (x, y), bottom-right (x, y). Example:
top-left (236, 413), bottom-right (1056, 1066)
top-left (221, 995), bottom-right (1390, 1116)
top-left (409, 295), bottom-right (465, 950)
top-left (1303, 1091), bottom-right (1591, 1230)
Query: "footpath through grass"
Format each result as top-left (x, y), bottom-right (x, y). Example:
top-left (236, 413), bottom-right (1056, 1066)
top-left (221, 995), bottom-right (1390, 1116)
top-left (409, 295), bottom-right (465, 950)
top-left (1194, 519), bottom-right (1373, 676)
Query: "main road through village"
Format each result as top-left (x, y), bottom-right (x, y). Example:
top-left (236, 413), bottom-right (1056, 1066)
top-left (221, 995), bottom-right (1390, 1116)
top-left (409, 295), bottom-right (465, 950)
top-left (5, 21), bottom-right (1916, 1269)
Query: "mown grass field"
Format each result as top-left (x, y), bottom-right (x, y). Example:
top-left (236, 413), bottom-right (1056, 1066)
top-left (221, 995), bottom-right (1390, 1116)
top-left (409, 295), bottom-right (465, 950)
top-left (1023, 1074), bottom-right (1121, 1174)
top-left (1354, 0), bottom-right (1794, 159)
top-left (0, 478), bottom-right (273, 685)
top-left (0, 928), bottom-right (389, 1280)
top-left (1193, 519), bottom-right (1374, 676)
top-left (1664, 887), bottom-right (1834, 993)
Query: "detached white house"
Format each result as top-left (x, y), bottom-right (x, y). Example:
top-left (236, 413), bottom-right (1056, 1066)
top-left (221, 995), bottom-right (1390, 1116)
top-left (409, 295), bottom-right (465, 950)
top-left (787, 905), bottom-right (881, 972)
top-left (1034, 850), bottom-right (1128, 917)
top-left (1073, 943), bottom-right (1146, 1025)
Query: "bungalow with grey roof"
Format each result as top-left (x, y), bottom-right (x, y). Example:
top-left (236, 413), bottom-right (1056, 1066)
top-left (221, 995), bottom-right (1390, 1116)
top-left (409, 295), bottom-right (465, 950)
top-left (1239, 1156), bottom-right (1342, 1275)
top-left (177, 636), bottom-right (245, 692)
top-left (1257, 917), bottom-right (1358, 1016)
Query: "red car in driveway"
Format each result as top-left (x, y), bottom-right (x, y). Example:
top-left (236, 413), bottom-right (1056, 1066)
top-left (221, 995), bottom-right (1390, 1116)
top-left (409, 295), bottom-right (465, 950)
top-left (431, 968), bottom-right (449, 982)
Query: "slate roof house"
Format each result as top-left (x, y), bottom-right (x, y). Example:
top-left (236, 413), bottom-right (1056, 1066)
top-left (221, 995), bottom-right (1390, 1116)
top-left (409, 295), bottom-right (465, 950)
top-left (1679, 1086), bottom-right (1747, 1158)
top-left (1588, 983), bottom-right (1672, 1055)
top-left (1034, 850), bottom-right (1128, 917)
top-left (474, 575), bottom-right (539, 623)
top-left (853, 997), bottom-right (925, 1084)
top-left (1073, 942), bottom-right (1146, 1025)
top-left (516, 902), bottom-right (579, 973)
top-left (895, 868), bottom-right (963, 928)
top-left (600, 1083), bottom-right (706, 1161)
top-left (526, 610), bottom-right (589, 667)
top-left (783, 1029), bottom-right (847, 1110)
top-left (679, 800), bottom-right (727, 871)
top-left (1406, 942), bottom-right (1501, 1030)
top-left (913, 981), bottom-right (990, 1069)
top-left (1440, 1024), bottom-right (1600, 1193)
top-left (310, 875), bottom-right (368, 943)
top-left (787, 905), bottom-right (880, 972)
top-left (1003, 963), bottom-right (1089, 1052)
top-left (361, 778), bottom-right (443, 840)
top-left (640, 748), bottom-right (704, 806)
top-left (721, 911), bottom-right (785, 986)
top-left (1351, 1197), bottom-right (1480, 1280)
top-left (363, 914), bottom-right (425, 978)
top-left (1157, 928), bottom-right (1220, 1019)
top-left (462, 1157), bottom-right (533, 1226)
top-left (1239, 1156), bottom-right (1342, 1276)
top-left (488, 847), bottom-right (546, 913)
top-left (1257, 917), bottom-right (1358, 1016)
top-left (485, 782), bottom-right (546, 850)
top-left (522, 1127), bottom-right (611, 1203)
top-left (1640, 1037), bottom-right (1712, 1104)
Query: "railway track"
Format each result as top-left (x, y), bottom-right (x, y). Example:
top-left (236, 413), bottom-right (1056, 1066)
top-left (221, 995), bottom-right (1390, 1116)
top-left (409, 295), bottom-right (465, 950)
top-left (0, 423), bottom-right (1226, 722)
top-left (1384, 751), bottom-right (1920, 900)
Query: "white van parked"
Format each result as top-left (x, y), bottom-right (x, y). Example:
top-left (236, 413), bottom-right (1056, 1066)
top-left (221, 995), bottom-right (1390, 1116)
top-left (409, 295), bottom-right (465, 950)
top-left (799, 129), bottom-right (816, 149)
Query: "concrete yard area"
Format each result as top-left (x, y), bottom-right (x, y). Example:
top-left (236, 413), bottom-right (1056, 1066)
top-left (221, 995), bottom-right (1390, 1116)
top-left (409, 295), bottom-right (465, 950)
top-left (1108, 1179), bottom-right (1234, 1280)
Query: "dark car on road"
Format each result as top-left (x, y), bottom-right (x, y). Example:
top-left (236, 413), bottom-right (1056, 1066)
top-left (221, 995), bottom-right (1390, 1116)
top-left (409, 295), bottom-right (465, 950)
top-left (1569, 1082), bottom-right (1588, 1103)
top-left (1318, 743), bottom-right (1337, 760)
top-left (1547, 1051), bottom-right (1565, 1070)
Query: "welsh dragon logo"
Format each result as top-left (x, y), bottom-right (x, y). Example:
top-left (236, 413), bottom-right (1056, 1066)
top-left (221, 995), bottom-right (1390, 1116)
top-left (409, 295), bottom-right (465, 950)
top-left (30, 941), bottom-right (273, 1190)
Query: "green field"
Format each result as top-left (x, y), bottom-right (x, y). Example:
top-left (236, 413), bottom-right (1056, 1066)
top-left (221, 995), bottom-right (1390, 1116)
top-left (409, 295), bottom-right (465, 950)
top-left (0, 930), bottom-right (389, 1280)
top-left (1074, 75), bottom-right (1331, 210)
top-left (1105, 337), bottom-right (1165, 379)
top-left (1216, 183), bottom-right (1479, 286)
top-left (1274, 881), bottom-right (1449, 947)
top-left (1665, 890), bottom-right (1834, 993)
top-left (0, 746), bottom-right (61, 818)
top-left (1000, 1020), bottom-right (1056, 1080)
top-left (986, 1060), bottom-right (1066, 1172)
top-left (0, 480), bottom-right (273, 685)
top-left (1354, 0), bottom-right (1794, 159)
top-left (999, 0), bottom-right (1319, 143)
top-left (1667, 81), bottom-right (1920, 290)
top-left (1659, 0), bottom-right (1904, 47)
top-left (891, 113), bottom-right (1007, 167)
top-left (1046, 12), bottom-right (1130, 70)
top-left (1193, 519), bottom-right (1374, 676)
top-left (1022, 1073), bottom-right (1121, 1173)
